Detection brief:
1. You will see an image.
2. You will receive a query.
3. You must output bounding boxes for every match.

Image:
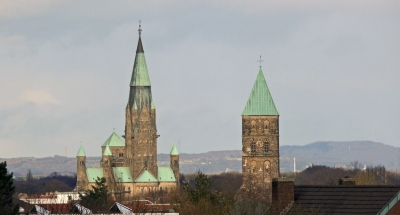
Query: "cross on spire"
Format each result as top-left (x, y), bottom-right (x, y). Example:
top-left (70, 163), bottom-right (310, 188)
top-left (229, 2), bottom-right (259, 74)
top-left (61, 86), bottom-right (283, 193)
top-left (257, 55), bottom-right (264, 68)
top-left (138, 20), bottom-right (142, 36)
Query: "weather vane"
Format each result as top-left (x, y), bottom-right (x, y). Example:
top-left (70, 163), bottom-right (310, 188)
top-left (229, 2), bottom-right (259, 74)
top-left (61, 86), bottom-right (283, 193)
top-left (257, 55), bottom-right (264, 68)
top-left (138, 20), bottom-right (142, 36)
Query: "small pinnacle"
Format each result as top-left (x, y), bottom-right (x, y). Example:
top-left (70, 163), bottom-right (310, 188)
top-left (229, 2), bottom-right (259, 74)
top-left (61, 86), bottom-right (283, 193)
top-left (257, 55), bottom-right (264, 69)
top-left (138, 20), bottom-right (142, 36)
top-left (113, 127), bottom-right (115, 132)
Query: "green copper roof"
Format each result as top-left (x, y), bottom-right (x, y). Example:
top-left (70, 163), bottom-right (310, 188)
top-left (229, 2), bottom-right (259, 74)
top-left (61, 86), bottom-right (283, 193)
top-left (103, 145), bottom-right (112, 156)
top-left (101, 132), bottom-right (125, 147)
top-left (170, 144), bottom-right (179, 155)
top-left (130, 53), bottom-right (151, 86)
top-left (135, 170), bottom-right (158, 183)
top-left (86, 168), bottom-right (104, 183)
top-left (151, 101), bottom-right (155, 109)
top-left (112, 167), bottom-right (133, 183)
top-left (242, 69), bottom-right (279, 116)
top-left (158, 167), bottom-right (176, 182)
top-left (76, 145), bottom-right (86, 157)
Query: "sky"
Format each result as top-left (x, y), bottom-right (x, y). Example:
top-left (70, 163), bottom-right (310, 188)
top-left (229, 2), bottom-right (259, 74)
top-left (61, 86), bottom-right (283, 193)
top-left (1, 1), bottom-right (399, 158)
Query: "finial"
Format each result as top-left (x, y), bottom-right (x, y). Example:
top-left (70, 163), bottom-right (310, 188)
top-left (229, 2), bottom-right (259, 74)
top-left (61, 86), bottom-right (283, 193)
top-left (80, 141), bottom-right (82, 145)
top-left (257, 55), bottom-right (264, 69)
top-left (113, 127), bottom-right (115, 132)
top-left (138, 20), bottom-right (142, 36)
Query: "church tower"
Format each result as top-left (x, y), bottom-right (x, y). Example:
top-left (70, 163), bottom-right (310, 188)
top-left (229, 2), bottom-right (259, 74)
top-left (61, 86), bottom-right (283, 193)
top-left (76, 145), bottom-right (88, 191)
top-left (240, 65), bottom-right (279, 200)
top-left (125, 23), bottom-right (158, 179)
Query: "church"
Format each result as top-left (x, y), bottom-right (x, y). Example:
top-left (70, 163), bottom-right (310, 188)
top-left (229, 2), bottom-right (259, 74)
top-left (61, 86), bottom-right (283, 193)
top-left (237, 62), bottom-right (280, 201)
top-left (75, 24), bottom-right (180, 196)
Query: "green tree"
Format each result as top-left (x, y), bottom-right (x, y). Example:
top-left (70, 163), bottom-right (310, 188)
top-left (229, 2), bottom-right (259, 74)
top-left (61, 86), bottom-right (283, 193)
top-left (184, 171), bottom-right (217, 204)
top-left (79, 177), bottom-right (111, 212)
top-left (0, 161), bottom-right (19, 215)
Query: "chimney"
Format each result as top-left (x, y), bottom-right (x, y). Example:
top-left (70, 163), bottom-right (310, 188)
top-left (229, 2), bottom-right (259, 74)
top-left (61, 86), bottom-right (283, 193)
top-left (338, 176), bottom-right (355, 185)
top-left (272, 178), bottom-right (294, 214)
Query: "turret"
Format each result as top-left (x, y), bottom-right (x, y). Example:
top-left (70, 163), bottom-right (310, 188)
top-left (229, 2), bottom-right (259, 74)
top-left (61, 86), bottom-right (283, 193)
top-left (102, 145), bottom-right (113, 184)
top-left (170, 144), bottom-right (180, 184)
top-left (76, 144), bottom-right (88, 190)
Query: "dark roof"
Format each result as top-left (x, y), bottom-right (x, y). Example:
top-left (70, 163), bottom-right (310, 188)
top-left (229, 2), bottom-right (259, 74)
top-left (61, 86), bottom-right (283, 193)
top-left (294, 185), bottom-right (400, 214)
top-left (136, 36), bottom-right (144, 53)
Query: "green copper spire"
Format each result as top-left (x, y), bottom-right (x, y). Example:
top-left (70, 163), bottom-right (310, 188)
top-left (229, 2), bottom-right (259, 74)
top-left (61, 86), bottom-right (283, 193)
top-left (103, 145), bottom-right (112, 156)
top-left (170, 144), bottom-right (179, 155)
top-left (76, 144), bottom-right (86, 157)
top-left (242, 68), bottom-right (279, 116)
top-left (130, 23), bottom-right (151, 87)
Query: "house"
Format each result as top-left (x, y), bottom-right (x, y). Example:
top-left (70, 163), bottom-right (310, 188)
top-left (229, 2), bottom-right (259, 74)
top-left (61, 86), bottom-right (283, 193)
top-left (272, 177), bottom-right (400, 215)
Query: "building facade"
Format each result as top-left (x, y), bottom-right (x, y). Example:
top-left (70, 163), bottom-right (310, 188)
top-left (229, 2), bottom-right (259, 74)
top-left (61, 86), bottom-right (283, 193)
top-left (238, 67), bottom-right (279, 201)
top-left (76, 25), bottom-right (179, 196)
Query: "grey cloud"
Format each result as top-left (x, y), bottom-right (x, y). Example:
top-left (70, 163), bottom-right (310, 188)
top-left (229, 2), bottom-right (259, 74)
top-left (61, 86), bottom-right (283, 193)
top-left (1, 1), bottom-right (399, 158)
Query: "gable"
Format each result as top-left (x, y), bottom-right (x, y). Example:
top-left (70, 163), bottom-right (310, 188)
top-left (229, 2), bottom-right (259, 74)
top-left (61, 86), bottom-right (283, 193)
top-left (112, 167), bottom-right (133, 183)
top-left (86, 168), bottom-right (104, 183)
top-left (135, 170), bottom-right (158, 183)
top-left (158, 167), bottom-right (176, 182)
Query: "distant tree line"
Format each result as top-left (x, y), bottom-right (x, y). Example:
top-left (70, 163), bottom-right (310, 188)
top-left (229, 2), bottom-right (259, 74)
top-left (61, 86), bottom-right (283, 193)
top-left (10, 162), bottom-right (400, 214)
top-left (15, 170), bottom-right (76, 195)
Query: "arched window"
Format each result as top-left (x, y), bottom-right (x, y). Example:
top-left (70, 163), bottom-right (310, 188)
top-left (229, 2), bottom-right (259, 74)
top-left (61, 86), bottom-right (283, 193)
top-left (264, 141), bottom-right (269, 153)
top-left (251, 141), bottom-right (256, 155)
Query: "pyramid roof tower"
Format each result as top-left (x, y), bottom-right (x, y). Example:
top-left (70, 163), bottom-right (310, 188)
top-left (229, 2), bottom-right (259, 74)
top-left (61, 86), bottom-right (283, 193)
top-left (170, 144), bottom-right (179, 155)
top-left (101, 131), bottom-right (125, 147)
top-left (242, 68), bottom-right (279, 116)
top-left (103, 145), bottom-right (112, 156)
top-left (76, 145), bottom-right (86, 157)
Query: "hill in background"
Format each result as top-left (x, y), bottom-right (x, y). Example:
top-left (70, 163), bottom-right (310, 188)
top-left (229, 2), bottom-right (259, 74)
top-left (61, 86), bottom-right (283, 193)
top-left (2, 141), bottom-right (399, 176)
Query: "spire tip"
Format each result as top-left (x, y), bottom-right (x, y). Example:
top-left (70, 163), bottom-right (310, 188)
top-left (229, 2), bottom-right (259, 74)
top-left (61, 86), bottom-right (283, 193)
top-left (138, 20), bottom-right (142, 36)
top-left (257, 55), bottom-right (264, 69)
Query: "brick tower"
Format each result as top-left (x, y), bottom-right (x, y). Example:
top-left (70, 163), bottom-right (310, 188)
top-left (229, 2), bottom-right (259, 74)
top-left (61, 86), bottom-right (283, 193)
top-left (239, 66), bottom-right (279, 201)
top-left (170, 144), bottom-right (180, 184)
top-left (125, 23), bottom-right (158, 179)
top-left (76, 145), bottom-right (88, 190)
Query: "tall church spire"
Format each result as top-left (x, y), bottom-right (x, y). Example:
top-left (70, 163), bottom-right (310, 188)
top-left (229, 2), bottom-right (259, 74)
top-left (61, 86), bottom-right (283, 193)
top-left (125, 21), bottom-right (158, 179)
top-left (130, 21), bottom-right (151, 87)
top-left (128, 21), bottom-right (153, 111)
top-left (136, 20), bottom-right (144, 53)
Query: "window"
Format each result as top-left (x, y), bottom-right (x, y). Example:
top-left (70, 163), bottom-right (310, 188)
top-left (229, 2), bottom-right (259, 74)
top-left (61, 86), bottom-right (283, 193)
top-left (251, 141), bottom-right (256, 155)
top-left (264, 141), bottom-right (270, 153)
top-left (119, 153), bottom-right (124, 157)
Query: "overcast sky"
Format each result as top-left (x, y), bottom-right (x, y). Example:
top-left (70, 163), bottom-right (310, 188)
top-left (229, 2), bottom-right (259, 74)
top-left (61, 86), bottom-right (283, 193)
top-left (1, 1), bottom-right (399, 158)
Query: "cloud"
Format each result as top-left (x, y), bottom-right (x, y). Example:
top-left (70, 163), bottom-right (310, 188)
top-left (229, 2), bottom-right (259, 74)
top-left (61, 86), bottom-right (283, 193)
top-left (0, 1), bottom-right (400, 158)
top-left (0, 0), bottom-right (69, 19)
top-left (20, 90), bottom-right (60, 106)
